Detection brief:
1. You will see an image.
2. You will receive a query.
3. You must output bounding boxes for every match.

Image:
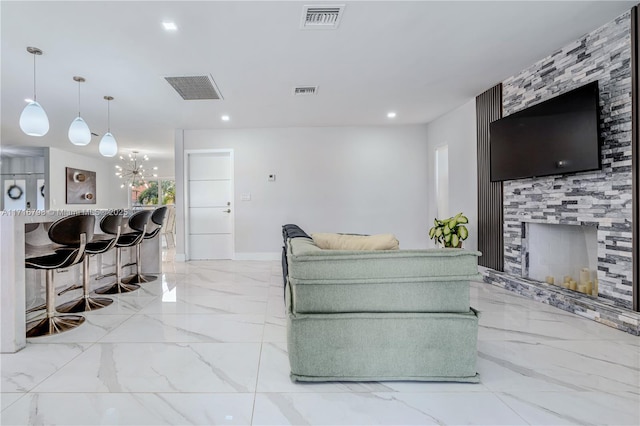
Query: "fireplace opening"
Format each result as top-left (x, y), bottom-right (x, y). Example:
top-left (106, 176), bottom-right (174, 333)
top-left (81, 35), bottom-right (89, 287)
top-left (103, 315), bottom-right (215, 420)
top-left (522, 222), bottom-right (598, 297)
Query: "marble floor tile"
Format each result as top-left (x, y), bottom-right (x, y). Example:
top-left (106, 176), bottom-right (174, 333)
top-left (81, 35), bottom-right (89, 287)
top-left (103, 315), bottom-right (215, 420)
top-left (266, 296), bottom-right (286, 318)
top-left (167, 294), bottom-right (269, 315)
top-left (0, 393), bottom-right (24, 411)
top-left (1, 343), bottom-right (89, 392)
top-left (262, 316), bottom-right (287, 342)
top-left (268, 284), bottom-right (285, 298)
top-left (140, 290), bottom-right (269, 314)
top-left (1, 392), bottom-right (255, 425)
top-left (32, 342), bottom-right (261, 393)
top-left (252, 392), bottom-right (527, 425)
top-left (256, 342), bottom-right (392, 393)
top-left (477, 310), bottom-right (612, 341)
top-left (186, 282), bottom-right (271, 298)
top-left (124, 280), bottom-right (167, 297)
top-left (497, 391), bottom-right (640, 425)
top-left (100, 313), bottom-right (265, 343)
top-left (82, 294), bottom-right (158, 315)
top-left (27, 314), bottom-right (131, 344)
top-left (476, 344), bottom-right (596, 392)
top-left (2, 259), bottom-right (639, 426)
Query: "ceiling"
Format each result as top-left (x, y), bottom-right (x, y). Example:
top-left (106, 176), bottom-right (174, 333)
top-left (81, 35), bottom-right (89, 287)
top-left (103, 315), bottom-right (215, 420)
top-left (1, 1), bottom-right (637, 162)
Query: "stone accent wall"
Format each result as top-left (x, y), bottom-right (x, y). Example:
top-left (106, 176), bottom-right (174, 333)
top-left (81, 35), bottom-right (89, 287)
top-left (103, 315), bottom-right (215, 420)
top-left (501, 11), bottom-right (633, 308)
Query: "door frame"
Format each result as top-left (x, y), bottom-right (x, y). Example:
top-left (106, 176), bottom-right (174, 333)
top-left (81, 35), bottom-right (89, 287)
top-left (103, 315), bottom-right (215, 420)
top-left (183, 148), bottom-right (235, 261)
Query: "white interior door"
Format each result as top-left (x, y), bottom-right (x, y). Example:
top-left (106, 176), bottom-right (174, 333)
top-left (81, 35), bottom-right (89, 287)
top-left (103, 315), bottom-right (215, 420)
top-left (186, 151), bottom-right (233, 260)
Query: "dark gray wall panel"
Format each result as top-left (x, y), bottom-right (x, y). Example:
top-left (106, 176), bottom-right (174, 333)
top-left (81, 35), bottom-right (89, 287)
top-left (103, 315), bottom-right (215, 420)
top-left (476, 85), bottom-right (503, 271)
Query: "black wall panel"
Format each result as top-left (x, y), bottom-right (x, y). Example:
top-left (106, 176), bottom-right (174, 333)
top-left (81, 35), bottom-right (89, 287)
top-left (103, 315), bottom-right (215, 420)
top-left (476, 85), bottom-right (504, 271)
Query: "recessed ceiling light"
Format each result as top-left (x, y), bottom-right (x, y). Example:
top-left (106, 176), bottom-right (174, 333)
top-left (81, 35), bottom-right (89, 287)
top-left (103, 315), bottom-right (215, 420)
top-left (162, 22), bottom-right (177, 31)
top-left (387, 112), bottom-right (397, 118)
top-left (221, 115), bottom-right (230, 121)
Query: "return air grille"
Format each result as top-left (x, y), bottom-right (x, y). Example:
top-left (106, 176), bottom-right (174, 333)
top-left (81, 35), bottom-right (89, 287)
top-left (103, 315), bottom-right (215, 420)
top-left (164, 75), bottom-right (222, 100)
top-left (301, 5), bottom-right (345, 29)
top-left (294, 86), bottom-right (318, 96)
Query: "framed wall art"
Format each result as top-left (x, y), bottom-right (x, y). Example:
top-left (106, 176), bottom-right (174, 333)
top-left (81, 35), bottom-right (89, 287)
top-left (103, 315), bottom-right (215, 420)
top-left (65, 167), bottom-right (96, 204)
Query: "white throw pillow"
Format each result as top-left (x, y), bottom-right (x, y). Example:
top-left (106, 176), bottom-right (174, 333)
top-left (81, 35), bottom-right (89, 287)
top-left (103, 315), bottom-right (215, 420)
top-left (311, 233), bottom-right (399, 250)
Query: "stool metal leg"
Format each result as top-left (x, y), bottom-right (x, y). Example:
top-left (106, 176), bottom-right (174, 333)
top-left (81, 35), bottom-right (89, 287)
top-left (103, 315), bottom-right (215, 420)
top-left (26, 270), bottom-right (85, 337)
top-left (122, 244), bottom-right (157, 284)
top-left (94, 247), bottom-right (140, 294)
top-left (57, 256), bottom-right (114, 313)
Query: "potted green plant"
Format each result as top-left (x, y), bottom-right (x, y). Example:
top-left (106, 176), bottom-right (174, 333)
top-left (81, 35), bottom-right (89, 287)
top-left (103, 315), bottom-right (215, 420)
top-left (428, 212), bottom-right (469, 248)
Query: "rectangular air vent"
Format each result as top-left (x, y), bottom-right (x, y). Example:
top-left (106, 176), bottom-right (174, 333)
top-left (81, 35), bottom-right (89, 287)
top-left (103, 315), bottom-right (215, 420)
top-left (294, 86), bottom-right (318, 96)
top-left (301, 5), bottom-right (345, 29)
top-left (164, 75), bottom-right (223, 100)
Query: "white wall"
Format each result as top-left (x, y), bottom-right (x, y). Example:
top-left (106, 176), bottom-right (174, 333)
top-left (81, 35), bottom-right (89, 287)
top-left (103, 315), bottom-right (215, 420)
top-left (425, 99), bottom-right (478, 251)
top-left (47, 147), bottom-right (127, 210)
top-left (176, 125), bottom-right (430, 259)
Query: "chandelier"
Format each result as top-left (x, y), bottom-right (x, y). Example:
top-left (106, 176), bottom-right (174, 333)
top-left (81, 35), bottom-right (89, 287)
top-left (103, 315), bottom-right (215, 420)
top-left (115, 151), bottom-right (158, 188)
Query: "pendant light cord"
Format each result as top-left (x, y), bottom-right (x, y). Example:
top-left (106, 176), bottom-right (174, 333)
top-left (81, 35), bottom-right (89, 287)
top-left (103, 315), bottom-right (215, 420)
top-left (107, 99), bottom-right (111, 132)
top-left (77, 81), bottom-right (81, 117)
top-left (32, 53), bottom-right (37, 102)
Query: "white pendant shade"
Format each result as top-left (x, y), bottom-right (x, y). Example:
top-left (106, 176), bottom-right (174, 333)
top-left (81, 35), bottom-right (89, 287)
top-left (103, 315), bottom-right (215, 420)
top-left (19, 101), bottom-right (49, 136)
top-left (68, 116), bottom-right (91, 146)
top-left (99, 132), bottom-right (118, 157)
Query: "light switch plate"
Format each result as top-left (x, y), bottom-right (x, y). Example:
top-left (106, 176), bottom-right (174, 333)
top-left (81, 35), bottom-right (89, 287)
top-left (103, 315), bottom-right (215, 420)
top-left (241, 193), bottom-right (251, 201)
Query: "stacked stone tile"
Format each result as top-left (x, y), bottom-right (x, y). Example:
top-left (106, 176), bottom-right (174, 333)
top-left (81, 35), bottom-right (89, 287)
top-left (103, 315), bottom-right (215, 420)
top-left (500, 11), bottom-right (633, 308)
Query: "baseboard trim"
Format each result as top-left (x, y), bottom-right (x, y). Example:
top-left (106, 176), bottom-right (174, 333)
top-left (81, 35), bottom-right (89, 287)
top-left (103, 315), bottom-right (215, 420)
top-left (234, 252), bottom-right (280, 261)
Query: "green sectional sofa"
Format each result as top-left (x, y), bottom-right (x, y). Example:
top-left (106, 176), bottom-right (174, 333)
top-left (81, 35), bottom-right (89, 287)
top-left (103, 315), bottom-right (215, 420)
top-left (283, 227), bottom-right (481, 383)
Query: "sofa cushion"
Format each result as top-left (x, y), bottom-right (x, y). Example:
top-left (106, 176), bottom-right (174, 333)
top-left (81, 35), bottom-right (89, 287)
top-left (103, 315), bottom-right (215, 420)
top-left (286, 238), bottom-right (481, 313)
top-left (288, 238), bottom-right (480, 280)
top-left (311, 232), bottom-right (399, 250)
top-left (287, 309), bottom-right (480, 382)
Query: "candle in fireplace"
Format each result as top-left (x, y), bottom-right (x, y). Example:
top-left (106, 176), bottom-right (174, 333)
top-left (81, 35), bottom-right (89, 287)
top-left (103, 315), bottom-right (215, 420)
top-left (580, 268), bottom-right (590, 285)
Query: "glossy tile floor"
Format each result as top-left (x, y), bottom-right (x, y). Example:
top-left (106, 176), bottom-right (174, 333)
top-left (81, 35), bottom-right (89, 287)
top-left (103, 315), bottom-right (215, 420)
top-left (1, 257), bottom-right (639, 425)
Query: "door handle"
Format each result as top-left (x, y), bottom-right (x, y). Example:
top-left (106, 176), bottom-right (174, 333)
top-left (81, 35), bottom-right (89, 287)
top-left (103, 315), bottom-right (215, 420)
top-left (224, 209), bottom-right (231, 213)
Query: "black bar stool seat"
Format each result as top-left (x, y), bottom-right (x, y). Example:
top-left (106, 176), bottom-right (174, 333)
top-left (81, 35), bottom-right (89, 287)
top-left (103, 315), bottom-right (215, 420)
top-left (95, 210), bottom-right (152, 294)
top-left (27, 248), bottom-right (79, 268)
top-left (57, 213), bottom-right (124, 313)
top-left (123, 206), bottom-right (167, 284)
top-left (25, 214), bottom-right (94, 337)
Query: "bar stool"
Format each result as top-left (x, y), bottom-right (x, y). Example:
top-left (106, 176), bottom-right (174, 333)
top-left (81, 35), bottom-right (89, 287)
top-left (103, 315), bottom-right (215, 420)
top-left (123, 206), bottom-right (168, 284)
top-left (94, 209), bottom-right (152, 294)
top-left (57, 213), bottom-right (124, 313)
top-left (25, 214), bottom-right (95, 337)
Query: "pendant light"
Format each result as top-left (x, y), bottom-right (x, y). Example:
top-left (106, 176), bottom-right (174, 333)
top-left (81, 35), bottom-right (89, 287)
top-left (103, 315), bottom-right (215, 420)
top-left (19, 47), bottom-right (49, 137)
top-left (68, 76), bottom-right (91, 146)
top-left (99, 96), bottom-right (118, 157)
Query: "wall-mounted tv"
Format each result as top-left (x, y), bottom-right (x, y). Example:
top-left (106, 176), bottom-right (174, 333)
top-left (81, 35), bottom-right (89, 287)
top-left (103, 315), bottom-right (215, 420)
top-left (490, 81), bottom-right (602, 182)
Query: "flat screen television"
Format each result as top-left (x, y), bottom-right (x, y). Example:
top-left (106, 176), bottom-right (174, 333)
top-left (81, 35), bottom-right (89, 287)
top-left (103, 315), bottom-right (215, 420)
top-left (489, 81), bottom-right (602, 182)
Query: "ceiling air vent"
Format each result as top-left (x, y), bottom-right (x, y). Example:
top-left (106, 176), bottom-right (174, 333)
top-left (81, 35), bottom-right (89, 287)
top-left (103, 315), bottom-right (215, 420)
top-left (301, 5), bottom-right (345, 29)
top-left (294, 86), bottom-right (318, 96)
top-left (164, 75), bottom-right (223, 100)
